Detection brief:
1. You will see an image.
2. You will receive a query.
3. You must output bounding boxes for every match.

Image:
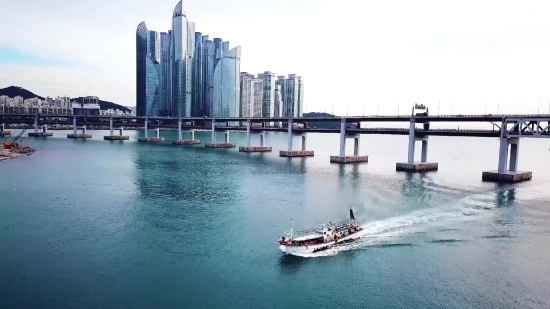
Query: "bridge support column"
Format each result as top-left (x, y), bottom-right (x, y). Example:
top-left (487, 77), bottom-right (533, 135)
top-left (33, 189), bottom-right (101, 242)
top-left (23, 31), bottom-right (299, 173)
top-left (205, 119), bottom-right (235, 148)
top-left (240, 119), bottom-right (272, 152)
top-left (173, 119), bottom-right (200, 145)
top-left (0, 123), bottom-right (11, 136)
top-left (68, 123), bottom-right (92, 139)
top-left (104, 118), bottom-right (129, 140)
top-left (280, 119), bottom-right (314, 157)
top-left (28, 117), bottom-right (53, 137)
top-left (396, 118), bottom-right (438, 171)
top-left (483, 137), bottom-right (531, 182)
top-left (330, 119), bottom-right (368, 163)
top-left (137, 118), bottom-right (164, 142)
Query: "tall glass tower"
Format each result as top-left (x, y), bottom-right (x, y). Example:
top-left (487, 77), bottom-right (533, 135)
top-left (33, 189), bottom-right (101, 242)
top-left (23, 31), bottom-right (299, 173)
top-left (159, 31), bottom-right (172, 116)
top-left (192, 35), bottom-right (241, 118)
top-left (136, 21), bottom-right (161, 117)
top-left (171, 1), bottom-right (194, 118)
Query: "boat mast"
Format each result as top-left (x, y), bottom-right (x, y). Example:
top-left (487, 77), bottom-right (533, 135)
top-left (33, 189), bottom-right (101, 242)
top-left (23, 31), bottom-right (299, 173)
top-left (289, 218), bottom-right (294, 240)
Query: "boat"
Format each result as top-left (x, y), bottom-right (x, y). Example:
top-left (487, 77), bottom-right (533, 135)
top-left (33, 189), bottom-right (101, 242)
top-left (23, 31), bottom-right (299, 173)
top-left (278, 207), bottom-right (366, 256)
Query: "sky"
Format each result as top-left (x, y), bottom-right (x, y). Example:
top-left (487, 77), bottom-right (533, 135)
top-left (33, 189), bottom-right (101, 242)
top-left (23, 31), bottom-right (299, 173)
top-left (2, 0), bottom-right (550, 116)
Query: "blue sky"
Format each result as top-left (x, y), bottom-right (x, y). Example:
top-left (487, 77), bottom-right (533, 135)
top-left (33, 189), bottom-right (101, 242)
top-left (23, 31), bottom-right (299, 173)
top-left (0, 47), bottom-right (73, 67)
top-left (1, 0), bottom-right (550, 115)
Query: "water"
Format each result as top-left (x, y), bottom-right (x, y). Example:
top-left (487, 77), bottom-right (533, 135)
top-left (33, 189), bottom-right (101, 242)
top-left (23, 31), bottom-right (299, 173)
top-left (1, 130), bottom-right (550, 308)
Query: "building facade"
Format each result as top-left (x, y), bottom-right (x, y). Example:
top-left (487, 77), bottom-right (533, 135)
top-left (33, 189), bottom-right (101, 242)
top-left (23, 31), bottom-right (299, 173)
top-left (136, 21), bottom-right (161, 117)
top-left (159, 31), bottom-right (172, 116)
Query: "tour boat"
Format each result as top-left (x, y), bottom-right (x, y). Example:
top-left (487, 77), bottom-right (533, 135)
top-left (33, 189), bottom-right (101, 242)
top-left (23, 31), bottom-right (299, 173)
top-left (278, 208), bottom-right (366, 256)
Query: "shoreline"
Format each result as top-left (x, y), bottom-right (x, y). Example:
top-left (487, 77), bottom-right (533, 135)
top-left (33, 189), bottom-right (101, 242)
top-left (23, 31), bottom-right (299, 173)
top-left (0, 146), bottom-right (35, 162)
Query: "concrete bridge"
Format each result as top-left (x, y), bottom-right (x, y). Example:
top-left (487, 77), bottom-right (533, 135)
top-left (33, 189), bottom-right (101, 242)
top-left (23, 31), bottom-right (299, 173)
top-left (2, 113), bottom-right (549, 184)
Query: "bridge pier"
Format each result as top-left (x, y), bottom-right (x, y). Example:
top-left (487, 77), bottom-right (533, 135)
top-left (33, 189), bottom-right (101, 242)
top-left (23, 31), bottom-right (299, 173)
top-left (28, 117), bottom-right (53, 137)
top-left (239, 119), bottom-right (272, 152)
top-left (0, 123), bottom-right (11, 136)
top-left (396, 118), bottom-right (438, 171)
top-left (482, 136), bottom-right (531, 183)
top-left (138, 118), bottom-right (165, 142)
top-left (67, 117), bottom-right (92, 138)
top-left (330, 119), bottom-right (368, 163)
top-left (104, 118), bottom-right (129, 140)
top-left (280, 119), bottom-right (314, 157)
top-left (173, 119), bottom-right (200, 145)
top-left (205, 120), bottom-right (236, 148)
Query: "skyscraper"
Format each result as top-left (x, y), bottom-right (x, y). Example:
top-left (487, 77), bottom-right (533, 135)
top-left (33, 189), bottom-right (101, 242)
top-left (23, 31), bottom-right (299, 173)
top-left (171, 1), bottom-right (194, 118)
top-left (278, 74), bottom-right (304, 118)
top-left (136, 21), bottom-right (161, 117)
top-left (192, 34), bottom-right (241, 118)
top-left (159, 31), bottom-right (172, 116)
top-left (240, 72), bottom-right (263, 118)
top-left (257, 71), bottom-right (276, 118)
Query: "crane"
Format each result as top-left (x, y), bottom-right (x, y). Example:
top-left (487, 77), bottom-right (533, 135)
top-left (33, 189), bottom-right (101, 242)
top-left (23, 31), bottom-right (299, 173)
top-left (3, 128), bottom-right (28, 149)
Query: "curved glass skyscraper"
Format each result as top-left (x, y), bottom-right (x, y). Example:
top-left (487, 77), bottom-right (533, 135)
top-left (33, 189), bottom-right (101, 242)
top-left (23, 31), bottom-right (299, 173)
top-left (136, 21), bottom-right (161, 117)
top-left (170, 1), bottom-right (194, 118)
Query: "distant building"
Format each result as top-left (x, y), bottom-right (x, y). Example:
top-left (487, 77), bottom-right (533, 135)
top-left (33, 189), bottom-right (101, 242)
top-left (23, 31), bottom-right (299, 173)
top-left (72, 96), bottom-right (100, 116)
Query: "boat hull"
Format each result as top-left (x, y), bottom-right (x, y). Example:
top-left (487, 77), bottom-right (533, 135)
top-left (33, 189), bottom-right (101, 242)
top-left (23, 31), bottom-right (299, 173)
top-left (279, 229), bottom-right (366, 256)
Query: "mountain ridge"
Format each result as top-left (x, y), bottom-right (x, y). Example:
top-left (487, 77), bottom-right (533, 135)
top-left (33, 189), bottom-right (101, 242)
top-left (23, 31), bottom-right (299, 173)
top-left (0, 86), bottom-right (131, 112)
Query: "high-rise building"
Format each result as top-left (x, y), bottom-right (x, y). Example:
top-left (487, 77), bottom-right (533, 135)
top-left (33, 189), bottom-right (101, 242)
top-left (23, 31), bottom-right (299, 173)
top-left (240, 72), bottom-right (263, 118)
top-left (278, 74), bottom-right (304, 118)
top-left (257, 71), bottom-right (276, 118)
top-left (136, 21), bottom-right (161, 117)
top-left (171, 1), bottom-right (194, 117)
top-left (159, 31), bottom-right (172, 116)
top-left (192, 34), bottom-right (241, 118)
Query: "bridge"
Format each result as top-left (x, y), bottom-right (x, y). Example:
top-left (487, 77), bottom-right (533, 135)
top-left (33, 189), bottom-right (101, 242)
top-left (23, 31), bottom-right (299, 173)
top-left (1, 113), bottom-right (549, 183)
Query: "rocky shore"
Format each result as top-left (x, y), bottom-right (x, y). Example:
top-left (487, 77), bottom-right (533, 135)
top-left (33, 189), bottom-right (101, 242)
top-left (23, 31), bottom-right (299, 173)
top-left (0, 145), bottom-right (35, 162)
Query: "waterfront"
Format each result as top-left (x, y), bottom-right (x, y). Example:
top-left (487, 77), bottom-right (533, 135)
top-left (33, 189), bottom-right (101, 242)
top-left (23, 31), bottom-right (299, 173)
top-left (1, 130), bottom-right (550, 308)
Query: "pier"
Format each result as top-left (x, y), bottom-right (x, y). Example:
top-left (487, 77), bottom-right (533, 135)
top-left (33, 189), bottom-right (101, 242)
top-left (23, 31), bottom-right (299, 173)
top-left (104, 117), bottom-right (129, 140)
top-left (138, 118), bottom-right (165, 142)
top-left (27, 116), bottom-right (53, 137)
top-left (0, 123), bottom-right (10, 136)
top-left (1, 112), bottom-right (548, 183)
top-left (205, 120), bottom-right (235, 148)
top-left (396, 117), bottom-right (438, 171)
top-left (279, 119), bottom-right (314, 157)
top-left (239, 119), bottom-right (271, 152)
top-left (172, 119), bottom-right (200, 145)
top-left (67, 118), bottom-right (92, 138)
top-left (330, 119), bottom-right (368, 163)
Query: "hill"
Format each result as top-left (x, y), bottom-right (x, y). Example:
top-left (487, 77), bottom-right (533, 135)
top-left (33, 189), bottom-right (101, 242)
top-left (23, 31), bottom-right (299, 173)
top-left (0, 86), bottom-right (131, 112)
top-left (0, 86), bottom-right (44, 100)
top-left (303, 112), bottom-right (357, 129)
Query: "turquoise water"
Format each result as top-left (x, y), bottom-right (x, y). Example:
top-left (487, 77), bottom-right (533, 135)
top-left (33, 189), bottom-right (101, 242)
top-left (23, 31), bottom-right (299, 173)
top-left (1, 130), bottom-right (550, 308)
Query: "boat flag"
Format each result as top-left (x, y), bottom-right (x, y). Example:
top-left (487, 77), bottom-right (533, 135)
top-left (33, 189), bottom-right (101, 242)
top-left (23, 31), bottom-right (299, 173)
top-left (349, 208), bottom-right (355, 221)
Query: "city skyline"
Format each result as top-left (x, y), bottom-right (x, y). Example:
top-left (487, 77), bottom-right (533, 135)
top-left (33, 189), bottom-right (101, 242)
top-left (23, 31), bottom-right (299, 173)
top-left (137, 1), bottom-right (303, 119)
top-left (5, 0), bottom-right (550, 116)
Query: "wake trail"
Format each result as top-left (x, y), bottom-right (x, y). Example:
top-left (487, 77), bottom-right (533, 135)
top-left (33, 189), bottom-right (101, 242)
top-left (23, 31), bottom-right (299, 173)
top-left (294, 192), bottom-right (498, 258)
